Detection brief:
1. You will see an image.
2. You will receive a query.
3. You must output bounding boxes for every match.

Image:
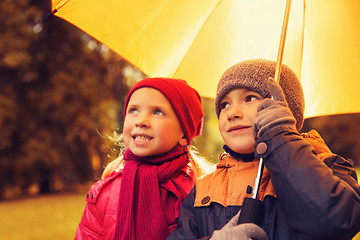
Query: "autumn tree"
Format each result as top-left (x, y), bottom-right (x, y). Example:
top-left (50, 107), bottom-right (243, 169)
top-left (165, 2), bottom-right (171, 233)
top-left (0, 0), bottom-right (140, 199)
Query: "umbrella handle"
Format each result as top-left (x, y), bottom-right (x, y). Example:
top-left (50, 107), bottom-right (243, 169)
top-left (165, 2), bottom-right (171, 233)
top-left (237, 158), bottom-right (265, 225)
top-left (237, 197), bottom-right (264, 225)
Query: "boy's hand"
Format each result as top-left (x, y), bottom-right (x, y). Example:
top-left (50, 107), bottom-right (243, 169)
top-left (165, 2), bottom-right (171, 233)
top-left (254, 78), bottom-right (297, 140)
top-left (210, 211), bottom-right (268, 240)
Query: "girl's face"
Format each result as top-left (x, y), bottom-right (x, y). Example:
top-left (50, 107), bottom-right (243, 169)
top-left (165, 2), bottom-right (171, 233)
top-left (218, 88), bottom-right (264, 154)
top-left (123, 87), bottom-right (184, 157)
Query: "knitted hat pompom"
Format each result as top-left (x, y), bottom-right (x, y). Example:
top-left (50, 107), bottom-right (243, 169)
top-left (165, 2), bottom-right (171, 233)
top-left (215, 59), bottom-right (305, 131)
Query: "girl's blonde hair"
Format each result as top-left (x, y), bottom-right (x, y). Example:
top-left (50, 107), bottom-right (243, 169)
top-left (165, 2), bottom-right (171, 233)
top-left (102, 133), bottom-right (214, 179)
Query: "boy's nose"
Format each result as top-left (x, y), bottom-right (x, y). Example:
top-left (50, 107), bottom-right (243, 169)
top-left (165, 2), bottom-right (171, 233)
top-left (227, 107), bottom-right (244, 121)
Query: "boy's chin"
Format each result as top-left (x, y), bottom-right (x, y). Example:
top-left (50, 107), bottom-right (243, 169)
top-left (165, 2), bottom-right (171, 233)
top-left (228, 146), bottom-right (254, 154)
top-left (223, 135), bottom-right (255, 154)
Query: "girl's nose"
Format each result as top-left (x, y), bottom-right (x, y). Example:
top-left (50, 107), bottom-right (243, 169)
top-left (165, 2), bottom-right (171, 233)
top-left (135, 118), bottom-right (150, 128)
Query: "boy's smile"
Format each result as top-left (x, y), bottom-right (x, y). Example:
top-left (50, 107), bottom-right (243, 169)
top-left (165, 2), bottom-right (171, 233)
top-left (218, 88), bottom-right (264, 154)
top-left (227, 124), bottom-right (252, 133)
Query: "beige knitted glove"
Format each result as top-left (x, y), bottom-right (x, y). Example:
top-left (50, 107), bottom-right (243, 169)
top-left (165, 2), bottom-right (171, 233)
top-left (210, 211), bottom-right (268, 240)
top-left (254, 78), bottom-right (297, 140)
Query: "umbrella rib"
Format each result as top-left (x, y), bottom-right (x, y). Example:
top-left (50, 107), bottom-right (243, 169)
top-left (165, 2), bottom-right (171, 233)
top-left (298, 0), bottom-right (305, 81)
top-left (52, 0), bottom-right (71, 14)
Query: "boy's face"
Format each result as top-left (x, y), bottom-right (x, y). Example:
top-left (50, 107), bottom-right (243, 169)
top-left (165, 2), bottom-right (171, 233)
top-left (218, 88), bottom-right (264, 154)
top-left (123, 87), bottom-right (184, 157)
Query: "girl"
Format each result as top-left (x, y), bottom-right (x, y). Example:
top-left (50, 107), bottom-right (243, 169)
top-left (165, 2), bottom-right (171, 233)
top-left (75, 77), bottom-right (207, 240)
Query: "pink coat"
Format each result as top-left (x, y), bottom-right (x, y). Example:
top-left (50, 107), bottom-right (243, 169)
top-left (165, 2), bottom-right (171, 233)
top-left (75, 165), bottom-right (194, 240)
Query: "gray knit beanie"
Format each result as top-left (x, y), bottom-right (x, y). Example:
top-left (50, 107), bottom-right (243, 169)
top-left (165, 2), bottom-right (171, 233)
top-left (215, 59), bottom-right (305, 131)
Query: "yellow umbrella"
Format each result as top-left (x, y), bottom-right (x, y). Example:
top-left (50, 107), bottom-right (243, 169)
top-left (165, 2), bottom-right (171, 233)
top-left (51, 0), bottom-right (360, 118)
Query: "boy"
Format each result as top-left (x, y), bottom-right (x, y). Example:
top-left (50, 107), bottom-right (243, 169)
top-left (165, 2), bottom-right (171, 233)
top-left (167, 59), bottom-right (360, 240)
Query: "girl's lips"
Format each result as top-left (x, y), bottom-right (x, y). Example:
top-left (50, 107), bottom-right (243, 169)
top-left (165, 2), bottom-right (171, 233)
top-left (131, 134), bottom-right (153, 145)
top-left (133, 135), bottom-right (152, 141)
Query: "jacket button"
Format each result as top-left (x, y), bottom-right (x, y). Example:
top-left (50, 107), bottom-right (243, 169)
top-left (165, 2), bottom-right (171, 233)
top-left (91, 194), bottom-right (95, 199)
top-left (256, 142), bottom-right (267, 155)
top-left (201, 196), bottom-right (210, 205)
top-left (86, 193), bottom-right (90, 199)
top-left (246, 185), bottom-right (253, 194)
top-left (301, 133), bottom-right (310, 138)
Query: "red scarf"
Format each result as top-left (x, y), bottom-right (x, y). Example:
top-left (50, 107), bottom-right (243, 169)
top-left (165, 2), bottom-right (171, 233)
top-left (114, 145), bottom-right (190, 240)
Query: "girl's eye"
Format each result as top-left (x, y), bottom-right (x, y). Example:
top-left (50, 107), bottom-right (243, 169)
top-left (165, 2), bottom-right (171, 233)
top-left (245, 95), bottom-right (259, 102)
top-left (220, 102), bottom-right (230, 110)
top-left (128, 108), bottom-right (138, 114)
top-left (154, 109), bottom-right (164, 115)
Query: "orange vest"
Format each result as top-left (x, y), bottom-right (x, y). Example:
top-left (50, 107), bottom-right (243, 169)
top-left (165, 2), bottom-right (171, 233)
top-left (194, 130), bottom-right (332, 207)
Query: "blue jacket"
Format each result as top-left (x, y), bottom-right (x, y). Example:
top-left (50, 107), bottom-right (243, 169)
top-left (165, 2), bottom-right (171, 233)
top-left (167, 129), bottom-right (360, 240)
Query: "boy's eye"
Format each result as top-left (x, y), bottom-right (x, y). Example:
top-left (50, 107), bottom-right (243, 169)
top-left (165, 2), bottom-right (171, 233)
top-left (245, 95), bottom-right (259, 102)
top-left (154, 109), bottom-right (164, 115)
top-left (220, 102), bottom-right (230, 110)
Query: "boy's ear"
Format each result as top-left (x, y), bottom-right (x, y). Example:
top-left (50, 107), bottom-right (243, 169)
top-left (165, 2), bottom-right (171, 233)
top-left (179, 136), bottom-right (188, 147)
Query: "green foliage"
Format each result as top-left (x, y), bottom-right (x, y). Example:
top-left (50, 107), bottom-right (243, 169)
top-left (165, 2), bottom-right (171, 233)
top-left (0, 0), bottom-right (142, 199)
top-left (195, 97), bottom-right (223, 164)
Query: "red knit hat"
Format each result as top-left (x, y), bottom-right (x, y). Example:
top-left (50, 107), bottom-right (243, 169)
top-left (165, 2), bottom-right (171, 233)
top-left (123, 78), bottom-right (204, 144)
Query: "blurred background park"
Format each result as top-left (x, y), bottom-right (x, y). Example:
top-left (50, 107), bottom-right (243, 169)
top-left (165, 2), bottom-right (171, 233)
top-left (1, 1), bottom-right (359, 239)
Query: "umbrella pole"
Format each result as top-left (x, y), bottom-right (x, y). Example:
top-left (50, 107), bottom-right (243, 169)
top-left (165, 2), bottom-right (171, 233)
top-left (254, 0), bottom-right (292, 198)
top-left (251, 157), bottom-right (264, 199)
top-left (275, 0), bottom-right (292, 83)
top-left (237, 0), bottom-right (292, 226)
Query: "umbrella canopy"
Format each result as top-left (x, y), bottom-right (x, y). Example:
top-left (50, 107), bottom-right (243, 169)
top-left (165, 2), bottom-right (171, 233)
top-left (51, 0), bottom-right (360, 118)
